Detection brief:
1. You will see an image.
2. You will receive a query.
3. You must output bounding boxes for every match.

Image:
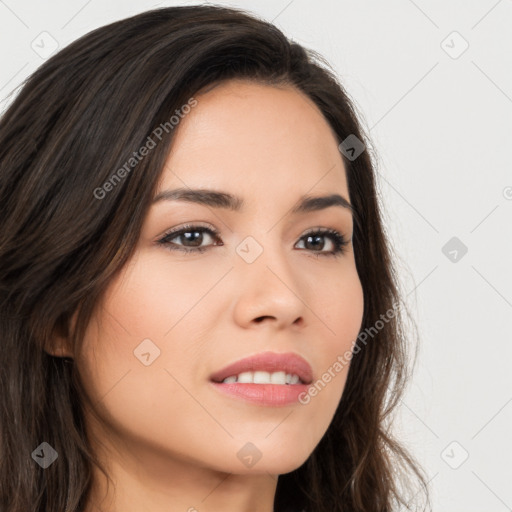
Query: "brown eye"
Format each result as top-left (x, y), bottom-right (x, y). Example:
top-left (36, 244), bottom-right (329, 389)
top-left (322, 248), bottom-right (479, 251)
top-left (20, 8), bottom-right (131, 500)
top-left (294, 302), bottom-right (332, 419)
top-left (158, 225), bottom-right (221, 254)
top-left (295, 228), bottom-right (349, 257)
top-left (157, 225), bottom-right (348, 257)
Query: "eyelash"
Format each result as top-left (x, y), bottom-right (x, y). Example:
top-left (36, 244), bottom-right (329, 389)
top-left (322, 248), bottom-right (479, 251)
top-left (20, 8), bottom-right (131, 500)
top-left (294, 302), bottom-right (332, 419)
top-left (157, 223), bottom-right (349, 258)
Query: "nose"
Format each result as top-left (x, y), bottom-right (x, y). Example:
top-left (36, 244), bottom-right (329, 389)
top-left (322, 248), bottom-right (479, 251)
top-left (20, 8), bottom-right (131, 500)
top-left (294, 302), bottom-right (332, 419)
top-left (231, 240), bottom-right (307, 330)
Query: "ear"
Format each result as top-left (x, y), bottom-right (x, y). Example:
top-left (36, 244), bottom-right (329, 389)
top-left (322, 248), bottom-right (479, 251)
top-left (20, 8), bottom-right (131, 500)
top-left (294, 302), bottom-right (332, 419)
top-left (46, 343), bottom-right (73, 358)
top-left (43, 310), bottom-right (79, 359)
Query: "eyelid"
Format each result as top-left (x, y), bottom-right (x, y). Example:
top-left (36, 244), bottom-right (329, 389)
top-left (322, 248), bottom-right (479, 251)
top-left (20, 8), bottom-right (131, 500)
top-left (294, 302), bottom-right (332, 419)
top-left (157, 222), bottom-right (219, 241)
top-left (157, 222), bottom-right (348, 240)
top-left (156, 222), bottom-right (350, 257)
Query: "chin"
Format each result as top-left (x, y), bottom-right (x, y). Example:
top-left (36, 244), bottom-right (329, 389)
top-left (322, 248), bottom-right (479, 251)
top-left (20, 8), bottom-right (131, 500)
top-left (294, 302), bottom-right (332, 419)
top-left (217, 444), bottom-right (313, 476)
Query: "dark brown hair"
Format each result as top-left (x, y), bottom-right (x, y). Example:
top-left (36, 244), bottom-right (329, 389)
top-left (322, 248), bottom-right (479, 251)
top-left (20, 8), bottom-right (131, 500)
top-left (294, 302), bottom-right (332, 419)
top-left (0, 5), bottom-right (430, 511)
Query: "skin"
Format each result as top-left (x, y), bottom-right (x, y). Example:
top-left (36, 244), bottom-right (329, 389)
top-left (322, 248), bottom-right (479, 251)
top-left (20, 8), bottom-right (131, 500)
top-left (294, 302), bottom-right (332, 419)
top-left (58, 79), bottom-right (364, 512)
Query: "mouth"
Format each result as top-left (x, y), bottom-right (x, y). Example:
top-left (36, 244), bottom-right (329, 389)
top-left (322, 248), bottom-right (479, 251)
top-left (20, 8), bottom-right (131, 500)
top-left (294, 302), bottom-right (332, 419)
top-left (209, 351), bottom-right (313, 406)
top-left (213, 371), bottom-right (307, 385)
top-left (209, 351), bottom-right (313, 385)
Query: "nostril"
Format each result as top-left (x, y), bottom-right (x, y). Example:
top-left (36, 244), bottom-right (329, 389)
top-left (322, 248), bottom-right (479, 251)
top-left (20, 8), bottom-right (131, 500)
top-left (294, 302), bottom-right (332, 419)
top-left (254, 316), bottom-right (273, 323)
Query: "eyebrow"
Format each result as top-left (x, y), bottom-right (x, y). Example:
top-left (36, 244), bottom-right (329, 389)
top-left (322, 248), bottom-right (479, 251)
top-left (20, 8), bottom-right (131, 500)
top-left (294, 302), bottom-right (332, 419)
top-left (152, 188), bottom-right (354, 216)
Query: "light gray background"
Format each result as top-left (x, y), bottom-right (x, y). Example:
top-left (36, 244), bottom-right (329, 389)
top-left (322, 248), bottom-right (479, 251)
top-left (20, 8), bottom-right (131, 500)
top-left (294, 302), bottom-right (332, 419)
top-left (1, 1), bottom-right (511, 510)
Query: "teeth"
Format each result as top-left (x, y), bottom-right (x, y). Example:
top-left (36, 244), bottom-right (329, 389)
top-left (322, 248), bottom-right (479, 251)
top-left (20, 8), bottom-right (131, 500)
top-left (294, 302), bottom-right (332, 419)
top-left (237, 372), bottom-right (253, 383)
top-left (286, 373), bottom-right (300, 385)
top-left (270, 371), bottom-right (286, 384)
top-left (221, 371), bottom-right (302, 385)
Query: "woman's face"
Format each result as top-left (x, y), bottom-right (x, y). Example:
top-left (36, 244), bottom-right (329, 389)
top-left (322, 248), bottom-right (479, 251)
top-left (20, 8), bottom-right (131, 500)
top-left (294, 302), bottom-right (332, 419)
top-left (76, 79), bottom-right (364, 477)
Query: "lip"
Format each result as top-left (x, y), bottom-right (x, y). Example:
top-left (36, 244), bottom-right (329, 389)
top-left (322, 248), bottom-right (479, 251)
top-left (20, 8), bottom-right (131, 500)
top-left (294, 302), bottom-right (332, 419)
top-left (209, 351), bottom-right (313, 385)
top-left (209, 381), bottom-right (311, 406)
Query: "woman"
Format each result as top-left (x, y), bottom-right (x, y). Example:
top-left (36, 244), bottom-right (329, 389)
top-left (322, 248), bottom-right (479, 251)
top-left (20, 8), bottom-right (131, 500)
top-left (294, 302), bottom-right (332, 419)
top-left (0, 5), bottom-right (430, 511)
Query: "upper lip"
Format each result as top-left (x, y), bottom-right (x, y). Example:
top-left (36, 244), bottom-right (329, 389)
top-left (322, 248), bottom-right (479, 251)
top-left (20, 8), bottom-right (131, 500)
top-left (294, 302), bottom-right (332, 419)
top-left (209, 351), bottom-right (313, 384)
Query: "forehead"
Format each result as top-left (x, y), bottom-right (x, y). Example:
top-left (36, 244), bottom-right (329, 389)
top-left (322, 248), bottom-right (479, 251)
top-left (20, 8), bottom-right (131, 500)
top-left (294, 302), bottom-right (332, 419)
top-left (159, 79), bottom-right (348, 201)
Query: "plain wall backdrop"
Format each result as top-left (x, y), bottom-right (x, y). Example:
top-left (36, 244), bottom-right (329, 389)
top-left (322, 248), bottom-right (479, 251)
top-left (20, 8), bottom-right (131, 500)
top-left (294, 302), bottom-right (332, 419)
top-left (1, 1), bottom-right (511, 510)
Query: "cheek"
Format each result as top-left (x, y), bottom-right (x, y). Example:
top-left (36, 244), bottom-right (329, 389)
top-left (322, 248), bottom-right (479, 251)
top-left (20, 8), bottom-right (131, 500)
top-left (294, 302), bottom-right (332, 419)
top-left (74, 256), bottom-right (220, 445)
top-left (310, 266), bottom-right (364, 398)
top-left (76, 306), bottom-right (206, 459)
top-left (311, 261), bottom-right (364, 350)
top-left (329, 272), bottom-right (364, 346)
top-left (105, 250), bottom-right (232, 340)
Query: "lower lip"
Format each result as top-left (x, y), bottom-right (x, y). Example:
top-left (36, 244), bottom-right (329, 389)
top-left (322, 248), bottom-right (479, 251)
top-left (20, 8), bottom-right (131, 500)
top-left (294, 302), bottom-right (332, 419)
top-left (209, 381), bottom-right (310, 406)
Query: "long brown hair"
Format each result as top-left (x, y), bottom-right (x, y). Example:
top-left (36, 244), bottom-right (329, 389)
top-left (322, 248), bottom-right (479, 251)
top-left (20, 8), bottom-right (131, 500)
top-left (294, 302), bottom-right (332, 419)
top-left (0, 5), bottom-right (430, 511)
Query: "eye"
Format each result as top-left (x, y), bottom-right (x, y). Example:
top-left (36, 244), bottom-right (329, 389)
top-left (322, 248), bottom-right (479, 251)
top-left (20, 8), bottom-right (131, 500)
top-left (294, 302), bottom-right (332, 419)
top-left (157, 224), bottom-right (221, 254)
top-left (157, 224), bottom-right (349, 257)
top-left (296, 227), bottom-right (349, 258)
